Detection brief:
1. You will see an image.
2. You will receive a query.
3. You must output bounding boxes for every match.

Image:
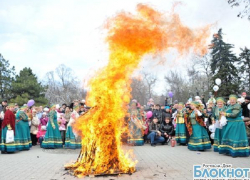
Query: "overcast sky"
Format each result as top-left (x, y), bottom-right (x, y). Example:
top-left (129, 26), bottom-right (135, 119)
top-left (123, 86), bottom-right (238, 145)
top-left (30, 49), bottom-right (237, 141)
top-left (0, 0), bottom-right (250, 93)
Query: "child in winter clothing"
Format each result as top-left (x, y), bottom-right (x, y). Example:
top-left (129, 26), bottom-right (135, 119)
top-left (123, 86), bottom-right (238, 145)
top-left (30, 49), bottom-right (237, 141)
top-left (57, 113), bottom-right (66, 145)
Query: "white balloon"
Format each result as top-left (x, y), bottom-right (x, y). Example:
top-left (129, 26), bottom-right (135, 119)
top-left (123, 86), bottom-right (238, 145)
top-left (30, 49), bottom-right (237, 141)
top-left (56, 104), bottom-right (60, 109)
top-left (210, 133), bottom-right (215, 139)
top-left (248, 104), bottom-right (250, 110)
top-left (43, 108), bottom-right (49, 112)
top-left (215, 78), bottom-right (221, 85)
top-left (209, 124), bottom-right (215, 133)
top-left (213, 85), bottom-right (219, 92)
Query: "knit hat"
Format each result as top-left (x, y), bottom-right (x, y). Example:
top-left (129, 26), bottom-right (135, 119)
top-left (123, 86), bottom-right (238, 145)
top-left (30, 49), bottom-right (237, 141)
top-left (165, 106), bottom-right (170, 110)
top-left (178, 102), bottom-right (184, 107)
top-left (245, 96), bottom-right (250, 101)
top-left (20, 105), bottom-right (27, 110)
top-left (216, 97), bottom-right (225, 103)
top-left (73, 105), bottom-right (80, 111)
top-left (191, 101), bottom-right (200, 108)
top-left (50, 104), bottom-right (56, 109)
top-left (229, 94), bottom-right (238, 100)
top-left (7, 103), bottom-right (15, 108)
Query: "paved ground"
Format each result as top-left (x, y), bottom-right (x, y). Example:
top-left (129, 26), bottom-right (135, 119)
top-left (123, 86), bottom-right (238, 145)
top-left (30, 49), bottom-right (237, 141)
top-left (0, 144), bottom-right (250, 180)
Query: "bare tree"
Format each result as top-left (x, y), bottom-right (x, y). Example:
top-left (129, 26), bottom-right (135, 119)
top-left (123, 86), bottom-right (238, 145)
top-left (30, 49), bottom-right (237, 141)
top-left (228, 0), bottom-right (250, 20)
top-left (130, 78), bottom-right (147, 105)
top-left (189, 54), bottom-right (212, 95)
top-left (130, 71), bottom-right (158, 105)
top-left (164, 70), bottom-right (190, 102)
top-left (142, 72), bottom-right (157, 100)
top-left (43, 64), bottom-right (86, 105)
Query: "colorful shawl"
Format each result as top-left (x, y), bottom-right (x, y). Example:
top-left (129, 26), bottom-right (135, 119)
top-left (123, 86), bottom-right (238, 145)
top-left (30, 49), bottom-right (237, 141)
top-left (184, 110), bottom-right (205, 136)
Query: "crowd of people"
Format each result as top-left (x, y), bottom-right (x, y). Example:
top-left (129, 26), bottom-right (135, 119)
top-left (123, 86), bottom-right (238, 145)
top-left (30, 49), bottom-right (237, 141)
top-left (127, 92), bottom-right (250, 158)
top-left (0, 92), bottom-right (250, 158)
top-left (0, 100), bottom-right (87, 154)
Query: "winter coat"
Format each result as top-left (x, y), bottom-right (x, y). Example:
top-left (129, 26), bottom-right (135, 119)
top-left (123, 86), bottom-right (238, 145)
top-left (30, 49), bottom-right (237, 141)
top-left (36, 124), bottom-right (46, 139)
top-left (30, 116), bottom-right (40, 135)
top-left (153, 109), bottom-right (164, 124)
top-left (148, 122), bottom-right (161, 133)
top-left (242, 102), bottom-right (250, 117)
top-left (40, 116), bottom-right (48, 126)
top-left (160, 122), bottom-right (174, 136)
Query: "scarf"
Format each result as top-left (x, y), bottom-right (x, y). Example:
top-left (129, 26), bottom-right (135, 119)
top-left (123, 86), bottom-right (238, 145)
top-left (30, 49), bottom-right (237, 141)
top-left (184, 110), bottom-right (204, 136)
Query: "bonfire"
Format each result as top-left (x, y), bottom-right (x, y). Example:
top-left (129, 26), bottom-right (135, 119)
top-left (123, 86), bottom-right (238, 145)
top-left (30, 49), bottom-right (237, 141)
top-left (65, 3), bottom-right (210, 177)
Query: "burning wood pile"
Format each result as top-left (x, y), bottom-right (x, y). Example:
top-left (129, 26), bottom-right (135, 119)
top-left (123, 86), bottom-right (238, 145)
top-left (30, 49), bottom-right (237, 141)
top-left (65, 3), bottom-right (210, 178)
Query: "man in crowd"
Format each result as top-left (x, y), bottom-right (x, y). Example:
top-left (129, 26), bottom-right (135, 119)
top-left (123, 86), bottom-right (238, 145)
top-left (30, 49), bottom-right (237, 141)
top-left (171, 103), bottom-right (178, 114)
top-left (242, 96), bottom-right (250, 119)
top-left (0, 100), bottom-right (7, 113)
top-left (201, 94), bottom-right (207, 109)
top-left (153, 104), bottom-right (164, 124)
top-left (239, 92), bottom-right (247, 103)
top-left (147, 117), bottom-right (164, 146)
top-left (61, 104), bottom-right (67, 113)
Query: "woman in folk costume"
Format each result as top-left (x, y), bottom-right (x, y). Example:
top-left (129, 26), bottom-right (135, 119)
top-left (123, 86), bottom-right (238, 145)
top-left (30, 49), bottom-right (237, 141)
top-left (127, 102), bottom-right (144, 146)
top-left (0, 104), bottom-right (17, 153)
top-left (175, 102), bottom-right (187, 145)
top-left (41, 104), bottom-right (63, 149)
top-left (184, 101), bottom-right (211, 151)
top-left (65, 106), bottom-right (81, 149)
top-left (219, 95), bottom-right (249, 157)
top-left (15, 105), bottom-right (32, 150)
top-left (212, 97), bottom-right (227, 152)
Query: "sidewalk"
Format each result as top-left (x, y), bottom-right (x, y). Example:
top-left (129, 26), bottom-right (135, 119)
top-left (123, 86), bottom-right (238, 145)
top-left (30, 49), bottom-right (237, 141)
top-left (0, 144), bottom-right (249, 180)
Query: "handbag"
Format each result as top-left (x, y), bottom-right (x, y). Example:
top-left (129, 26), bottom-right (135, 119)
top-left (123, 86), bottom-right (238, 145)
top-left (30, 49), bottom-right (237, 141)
top-left (6, 130), bottom-right (14, 144)
top-left (41, 125), bottom-right (47, 131)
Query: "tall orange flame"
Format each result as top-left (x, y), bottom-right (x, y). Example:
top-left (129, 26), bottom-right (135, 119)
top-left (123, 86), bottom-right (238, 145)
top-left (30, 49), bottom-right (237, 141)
top-left (66, 3), bottom-right (210, 177)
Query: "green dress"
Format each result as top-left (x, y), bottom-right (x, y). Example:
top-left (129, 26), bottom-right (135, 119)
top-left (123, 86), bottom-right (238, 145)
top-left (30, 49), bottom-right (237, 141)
top-left (0, 127), bottom-right (17, 152)
top-left (41, 111), bottom-right (63, 149)
top-left (212, 106), bottom-right (227, 152)
top-left (219, 104), bottom-right (249, 157)
top-left (127, 109), bottom-right (144, 146)
top-left (175, 109), bottom-right (187, 144)
top-left (65, 126), bottom-right (81, 149)
top-left (188, 111), bottom-right (211, 151)
top-left (0, 110), bottom-right (17, 152)
top-left (15, 111), bottom-right (32, 150)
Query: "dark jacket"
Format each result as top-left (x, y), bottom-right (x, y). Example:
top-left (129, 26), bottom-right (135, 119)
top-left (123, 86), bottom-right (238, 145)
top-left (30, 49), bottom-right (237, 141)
top-left (160, 122), bottom-right (174, 136)
top-left (148, 122), bottom-right (161, 133)
top-left (202, 98), bottom-right (207, 109)
top-left (153, 109), bottom-right (164, 124)
top-left (242, 102), bottom-right (250, 118)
